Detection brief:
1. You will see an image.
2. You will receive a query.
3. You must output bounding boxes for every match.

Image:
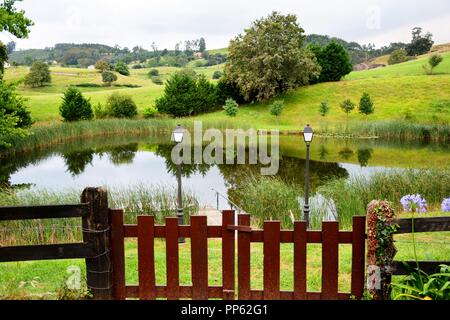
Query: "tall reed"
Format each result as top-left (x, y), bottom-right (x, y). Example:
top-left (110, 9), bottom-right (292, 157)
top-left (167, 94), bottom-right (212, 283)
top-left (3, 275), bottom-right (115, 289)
top-left (0, 184), bottom-right (199, 246)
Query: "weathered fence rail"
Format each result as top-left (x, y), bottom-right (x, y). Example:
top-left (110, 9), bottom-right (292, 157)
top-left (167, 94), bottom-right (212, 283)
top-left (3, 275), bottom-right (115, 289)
top-left (366, 203), bottom-right (450, 300)
top-left (110, 210), bottom-right (367, 300)
top-left (391, 216), bottom-right (450, 276)
top-left (0, 187), bottom-right (113, 300)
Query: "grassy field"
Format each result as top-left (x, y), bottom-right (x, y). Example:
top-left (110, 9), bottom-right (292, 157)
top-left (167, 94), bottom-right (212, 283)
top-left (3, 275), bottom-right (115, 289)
top-left (3, 49), bottom-right (449, 130)
top-left (4, 65), bottom-right (224, 122)
top-left (1, 228), bottom-right (448, 299)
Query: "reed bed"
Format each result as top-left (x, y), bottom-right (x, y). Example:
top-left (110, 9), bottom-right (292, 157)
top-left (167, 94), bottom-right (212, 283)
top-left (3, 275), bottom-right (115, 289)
top-left (233, 169), bottom-right (450, 230)
top-left (319, 120), bottom-right (450, 142)
top-left (0, 184), bottom-right (199, 246)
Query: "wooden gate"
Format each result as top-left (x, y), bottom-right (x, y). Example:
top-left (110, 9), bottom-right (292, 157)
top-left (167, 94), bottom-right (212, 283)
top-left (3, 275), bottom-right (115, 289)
top-left (110, 210), bottom-right (367, 300)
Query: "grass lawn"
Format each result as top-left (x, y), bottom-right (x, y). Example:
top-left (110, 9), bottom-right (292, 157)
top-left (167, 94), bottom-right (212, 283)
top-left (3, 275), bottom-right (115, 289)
top-left (3, 50), bottom-right (450, 130)
top-left (1, 214), bottom-right (449, 300)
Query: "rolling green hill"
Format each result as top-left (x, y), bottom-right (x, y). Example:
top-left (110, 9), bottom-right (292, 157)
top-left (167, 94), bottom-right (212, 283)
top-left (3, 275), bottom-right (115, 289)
top-left (3, 49), bottom-right (450, 130)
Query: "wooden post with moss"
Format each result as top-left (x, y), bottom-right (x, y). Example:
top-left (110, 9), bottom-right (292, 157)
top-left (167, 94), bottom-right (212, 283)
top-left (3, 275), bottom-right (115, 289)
top-left (366, 200), bottom-right (399, 300)
top-left (81, 187), bottom-right (113, 300)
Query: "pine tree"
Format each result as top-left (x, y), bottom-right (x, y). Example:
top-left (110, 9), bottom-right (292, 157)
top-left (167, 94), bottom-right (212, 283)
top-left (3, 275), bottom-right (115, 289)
top-left (359, 93), bottom-right (374, 117)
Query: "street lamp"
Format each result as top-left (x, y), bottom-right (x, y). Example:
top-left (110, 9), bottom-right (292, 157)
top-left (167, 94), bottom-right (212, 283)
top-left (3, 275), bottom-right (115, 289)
top-left (171, 124), bottom-right (186, 243)
top-left (302, 124), bottom-right (314, 227)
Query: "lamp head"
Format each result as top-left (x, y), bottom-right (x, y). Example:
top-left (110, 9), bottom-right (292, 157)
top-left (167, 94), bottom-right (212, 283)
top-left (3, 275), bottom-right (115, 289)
top-left (171, 124), bottom-right (186, 143)
top-left (303, 124), bottom-right (314, 144)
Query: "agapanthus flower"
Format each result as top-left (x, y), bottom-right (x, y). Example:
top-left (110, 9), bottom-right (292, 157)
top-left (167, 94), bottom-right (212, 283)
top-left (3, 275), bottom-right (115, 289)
top-left (400, 194), bottom-right (427, 213)
top-left (442, 198), bottom-right (450, 212)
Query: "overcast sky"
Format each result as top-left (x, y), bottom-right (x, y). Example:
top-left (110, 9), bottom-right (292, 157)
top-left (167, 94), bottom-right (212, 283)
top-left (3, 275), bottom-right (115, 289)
top-left (2, 0), bottom-right (450, 50)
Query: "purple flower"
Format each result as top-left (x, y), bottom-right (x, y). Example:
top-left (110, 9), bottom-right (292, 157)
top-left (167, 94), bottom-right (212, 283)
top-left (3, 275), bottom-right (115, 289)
top-left (400, 194), bottom-right (427, 213)
top-left (442, 198), bottom-right (450, 212)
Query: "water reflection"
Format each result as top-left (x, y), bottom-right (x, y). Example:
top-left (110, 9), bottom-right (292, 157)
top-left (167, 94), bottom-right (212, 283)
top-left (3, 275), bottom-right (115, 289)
top-left (0, 134), bottom-right (449, 208)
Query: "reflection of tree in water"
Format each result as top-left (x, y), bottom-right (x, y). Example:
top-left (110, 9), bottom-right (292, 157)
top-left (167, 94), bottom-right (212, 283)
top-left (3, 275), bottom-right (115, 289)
top-left (218, 156), bottom-right (349, 206)
top-left (318, 145), bottom-right (329, 160)
top-left (107, 143), bottom-right (138, 165)
top-left (152, 144), bottom-right (213, 178)
top-left (339, 147), bottom-right (354, 160)
top-left (62, 149), bottom-right (94, 177)
top-left (357, 148), bottom-right (373, 167)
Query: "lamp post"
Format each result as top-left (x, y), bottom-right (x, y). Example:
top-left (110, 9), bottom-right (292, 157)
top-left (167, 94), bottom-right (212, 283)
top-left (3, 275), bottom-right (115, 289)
top-left (171, 124), bottom-right (186, 243)
top-left (302, 124), bottom-right (314, 228)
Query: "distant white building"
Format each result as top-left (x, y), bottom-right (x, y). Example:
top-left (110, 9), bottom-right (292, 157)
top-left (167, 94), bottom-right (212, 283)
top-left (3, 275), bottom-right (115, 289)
top-left (87, 65), bottom-right (96, 70)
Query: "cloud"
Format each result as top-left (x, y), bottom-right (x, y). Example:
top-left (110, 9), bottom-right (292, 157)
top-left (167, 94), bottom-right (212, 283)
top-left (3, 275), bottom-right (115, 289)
top-left (2, 0), bottom-right (449, 50)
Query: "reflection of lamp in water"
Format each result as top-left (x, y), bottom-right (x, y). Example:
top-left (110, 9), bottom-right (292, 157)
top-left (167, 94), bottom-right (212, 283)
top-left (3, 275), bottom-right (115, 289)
top-left (171, 124), bottom-right (186, 243)
top-left (302, 124), bottom-right (314, 228)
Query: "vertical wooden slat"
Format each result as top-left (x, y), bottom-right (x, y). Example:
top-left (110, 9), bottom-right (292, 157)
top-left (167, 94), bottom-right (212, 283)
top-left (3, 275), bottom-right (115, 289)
top-left (293, 221), bottom-right (307, 300)
top-left (322, 221), bottom-right (339, 300)
top-left (165, 217), bottom-right (180, 300)
top-left (222, 210), bottom-right (235, 300)
top-left (351, 216), bottom-right (366, 299)
top-left (191, 215), bottom-right (208, 300)
top-left (110, 209), bottom-right (126, 300)
top-left (263, 221), bottom-right (281, 300)
top-left (237, 214), bottom-right (251, 300)
top-left (137, 215), bottom-right (156, 300)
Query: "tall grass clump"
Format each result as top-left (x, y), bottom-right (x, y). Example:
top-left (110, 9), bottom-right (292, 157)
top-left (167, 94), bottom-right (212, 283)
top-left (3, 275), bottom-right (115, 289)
top-left (0, 118), bottom-right (254, 158)
top-left (318, 169), bottom-right (450, 227)
top-left (233, 175), bottom-right (301, 229)
top-left (0, 184), bottom-right (198, 246)
top-left (332, 120), bottom-right (450, 142)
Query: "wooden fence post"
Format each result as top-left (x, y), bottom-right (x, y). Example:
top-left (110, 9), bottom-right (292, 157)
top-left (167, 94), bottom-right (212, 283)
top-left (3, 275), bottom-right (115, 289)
top-left (366, 200), bottom-right (397, 300)
top-left (81, 187), bottom-right (113, 300)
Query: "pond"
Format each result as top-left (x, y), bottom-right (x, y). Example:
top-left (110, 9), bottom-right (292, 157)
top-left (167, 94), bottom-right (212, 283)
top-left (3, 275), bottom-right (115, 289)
top-left (1, 133), bottom-right (449, 210)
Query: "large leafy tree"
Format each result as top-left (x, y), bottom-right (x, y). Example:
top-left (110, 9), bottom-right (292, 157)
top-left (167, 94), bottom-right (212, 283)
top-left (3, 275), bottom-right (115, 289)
top-left (24, 60), bottom-right (51, 87)
top-left (1, 0), bottom-right (33, 149)
top-left (309, 41), bottom-right (352, 82)
top-left (406, 27), bottom-right (434, 56)
top-left (225, 11), bottom-right (320, 102)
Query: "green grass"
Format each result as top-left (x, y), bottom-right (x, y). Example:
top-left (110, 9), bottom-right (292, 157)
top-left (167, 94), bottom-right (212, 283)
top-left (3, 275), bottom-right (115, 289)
top-left (1, 230), bottom-right (449, 299)
top-left (4, 50), bottom-right (450, 134)
top-left (3, 65), bottom-right (224, 122)
top-left (346, 52), bottom-right (450, 80)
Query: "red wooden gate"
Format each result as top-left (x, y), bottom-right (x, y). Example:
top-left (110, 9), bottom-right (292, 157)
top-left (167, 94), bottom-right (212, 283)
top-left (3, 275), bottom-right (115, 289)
top-left (110, 210), bottom-right (366, 300)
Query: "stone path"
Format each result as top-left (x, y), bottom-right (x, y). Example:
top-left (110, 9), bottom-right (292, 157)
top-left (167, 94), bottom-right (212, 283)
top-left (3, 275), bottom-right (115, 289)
top-left (199, 205), bottom-right (223, 225)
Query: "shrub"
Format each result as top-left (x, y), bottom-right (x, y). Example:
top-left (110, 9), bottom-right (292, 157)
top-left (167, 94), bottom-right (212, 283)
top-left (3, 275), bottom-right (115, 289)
top-left (105, 92), bottom-right (138, 118)
top-left (106, 92), bottom-right (137, 118)
top-left (309, 41), bottom-right (352, 82)
top-left (0, 80), bottom-right (32, 128)
top-left (24, 61), bottom-right (51, 87)
top-left (216, 77), bottom-right (245, 105)
top-left (148, 69), bottom-right (159, 77)
top-left (155, 71), bottom-right (218, 117)
top-left (114, 61), bottom-right (130, 76)
top-left (359, 92), bottom-right (375, 116)
top-left (319, 101), bottom-right (330, 117)
top-left (270, 100), bottom-right (284, 116)
top-left (223, 98), bottom-right (238, 116)
top-left (95, 59), bottom-right (110, 72)
top-left (59, 87), bottom-right (93, 122)
top-left (424, 54), bottom-right (443, 75)
top-left (132, 64), bottom-right (143, 69)
top-left (143, 106), bottom-right (158, 118)
top-left (101, 71), bottom-right (117, 86)
top-left (151, 76), bottom-right (163, 85)
top-left (93, 102), bottom-right (108, 119)
top-left (388, 49), bottom-right (409, 65)
top-left (212, 70), bottom-right (223, 79)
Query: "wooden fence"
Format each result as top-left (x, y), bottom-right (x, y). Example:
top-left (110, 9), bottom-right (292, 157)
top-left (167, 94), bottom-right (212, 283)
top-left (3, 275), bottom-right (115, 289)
top-left (391, 216), bottom-right (450, 275)
top-left (110, 210), bottom-right (367, 300)
top-left (0, 188), bottom-right (113, 300)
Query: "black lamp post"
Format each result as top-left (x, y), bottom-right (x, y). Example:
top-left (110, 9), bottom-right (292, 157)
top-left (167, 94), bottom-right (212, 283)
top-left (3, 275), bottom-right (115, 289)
top-left (171, 124), bottom-right (186, 243)
top-left (302, 124), bottom-right (314, 227)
